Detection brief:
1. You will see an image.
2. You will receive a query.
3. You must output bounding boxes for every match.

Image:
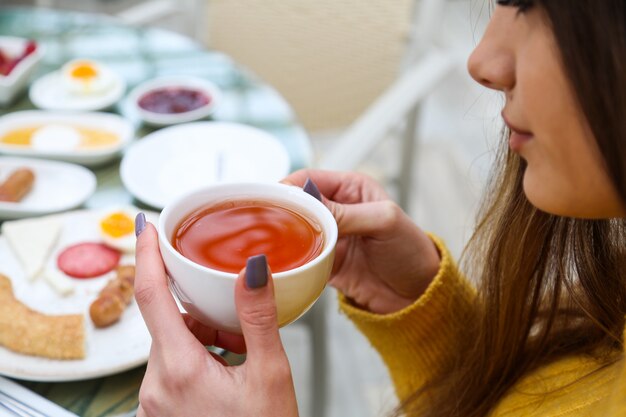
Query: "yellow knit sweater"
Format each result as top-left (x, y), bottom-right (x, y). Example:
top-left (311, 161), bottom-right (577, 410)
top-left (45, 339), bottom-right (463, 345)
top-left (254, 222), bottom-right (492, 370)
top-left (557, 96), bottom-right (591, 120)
top-left (339, 236), bottom-right (626, 416)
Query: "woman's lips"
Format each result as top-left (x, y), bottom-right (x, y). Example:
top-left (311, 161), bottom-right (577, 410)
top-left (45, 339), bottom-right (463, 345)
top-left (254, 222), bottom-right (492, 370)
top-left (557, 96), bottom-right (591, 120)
top-left (502, 113), bottom-right (533, 152)
top-left (509, 131), bottom-right (533, 152)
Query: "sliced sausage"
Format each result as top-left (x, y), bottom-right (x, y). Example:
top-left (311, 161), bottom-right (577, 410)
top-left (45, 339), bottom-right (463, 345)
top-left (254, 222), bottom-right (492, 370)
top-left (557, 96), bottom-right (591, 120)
top-left (57, 242), bottom-right (121, 279)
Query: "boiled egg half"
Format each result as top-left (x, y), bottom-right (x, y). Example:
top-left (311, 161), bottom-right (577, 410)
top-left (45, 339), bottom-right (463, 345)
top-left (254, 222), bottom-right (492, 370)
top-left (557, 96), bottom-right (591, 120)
top-left (99, 209), bottom-right (136, 253)
top-left (62, 59), bottom-right (116, 95)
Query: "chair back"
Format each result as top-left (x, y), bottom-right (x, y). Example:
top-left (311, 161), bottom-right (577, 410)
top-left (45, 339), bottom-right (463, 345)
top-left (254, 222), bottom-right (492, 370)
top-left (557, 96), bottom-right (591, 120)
top-left (208, 0), bottom-right (415, 131)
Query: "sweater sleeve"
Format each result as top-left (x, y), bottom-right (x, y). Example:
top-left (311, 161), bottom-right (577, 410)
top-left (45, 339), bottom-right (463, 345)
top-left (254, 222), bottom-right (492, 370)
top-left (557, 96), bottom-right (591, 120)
top-left (338, 235), bottom-right (477, 403)
top-left (602, 325), bottom-right (626, 415)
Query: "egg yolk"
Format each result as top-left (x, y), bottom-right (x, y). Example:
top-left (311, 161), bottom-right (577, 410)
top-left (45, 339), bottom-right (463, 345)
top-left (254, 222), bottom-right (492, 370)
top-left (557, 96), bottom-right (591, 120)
top-left (101, 212), bottom-right (134, 238)
top-left (71, 63), bottom-right (98, 80)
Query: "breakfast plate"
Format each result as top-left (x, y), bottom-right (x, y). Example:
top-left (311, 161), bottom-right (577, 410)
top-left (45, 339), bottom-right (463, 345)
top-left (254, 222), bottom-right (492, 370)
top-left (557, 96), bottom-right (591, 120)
top-left (0, 157), bottom-right (96, 220)
top-left (120, 122), bottom-right (291, 209)
top-left (29, 60), bottom-right (126, 112)
top-left (0, 111), bottom-right (134, 167)
top-left (0, 208), bottom-right (158, 382)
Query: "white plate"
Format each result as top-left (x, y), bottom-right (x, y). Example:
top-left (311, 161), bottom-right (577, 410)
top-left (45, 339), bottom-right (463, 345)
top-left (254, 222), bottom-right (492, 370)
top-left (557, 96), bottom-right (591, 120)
top-left (120, 122), bottom-right (291, 209)
top-left (0, 111), bottom-right (134, 167)
top-left (29, 70), bottom-right (125, 112)
top-left (0, 209), bottom-right (158, 382)
top-left (0, 157), bottom-right (96, 220)
top-left (128, 76), bottom-right (221, 127)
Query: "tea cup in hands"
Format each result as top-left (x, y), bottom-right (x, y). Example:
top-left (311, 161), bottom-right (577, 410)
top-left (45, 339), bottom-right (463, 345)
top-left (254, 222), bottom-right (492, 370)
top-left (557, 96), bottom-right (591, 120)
top-left (134, 219), bottom-right (299, 417)
top-left (157, 182), bottom-right (338, 333)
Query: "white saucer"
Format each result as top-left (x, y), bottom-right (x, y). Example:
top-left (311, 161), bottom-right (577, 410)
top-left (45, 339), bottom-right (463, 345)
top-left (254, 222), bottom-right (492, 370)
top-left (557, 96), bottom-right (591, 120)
top-left (0, 157), bottom-right (96, 220)
top-left (29, 71), bottom-right (125, 111)
top-left (120, 122), bottom-right (291, 209)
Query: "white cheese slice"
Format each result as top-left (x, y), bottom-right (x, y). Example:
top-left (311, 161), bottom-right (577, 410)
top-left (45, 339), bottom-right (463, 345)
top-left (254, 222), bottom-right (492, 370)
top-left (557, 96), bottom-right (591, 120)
top-left (2, 216), bottom-right (63, 280)
top-left (43, 267), bottom-right (75, 296)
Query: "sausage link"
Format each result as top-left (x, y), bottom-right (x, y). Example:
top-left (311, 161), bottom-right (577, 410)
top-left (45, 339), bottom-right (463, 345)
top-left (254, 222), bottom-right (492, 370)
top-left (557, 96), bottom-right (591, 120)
top-left (0, 168), bottom-right (35, 202)
top-left (89, 293), bottom-right (125, 327)
top-left (89, 265), bottom-right (136, 328)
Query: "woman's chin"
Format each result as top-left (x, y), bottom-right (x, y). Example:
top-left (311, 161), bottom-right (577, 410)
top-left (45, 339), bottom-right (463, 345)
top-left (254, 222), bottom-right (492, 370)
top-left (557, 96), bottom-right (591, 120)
top-left (522, 173), bottom-right (580, 218)
top-left (523, 181), bottom-right (626, 219)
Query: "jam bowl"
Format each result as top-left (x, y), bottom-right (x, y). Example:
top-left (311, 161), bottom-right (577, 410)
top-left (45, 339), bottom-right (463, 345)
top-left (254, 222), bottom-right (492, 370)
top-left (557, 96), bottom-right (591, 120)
top-left (0, 37), bottom-right (42, 106)
top-left (128, 76), bottom-right (221, 126)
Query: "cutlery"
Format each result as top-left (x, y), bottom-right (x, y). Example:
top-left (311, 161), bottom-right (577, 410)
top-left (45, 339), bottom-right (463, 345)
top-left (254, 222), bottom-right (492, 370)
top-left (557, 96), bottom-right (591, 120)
top-left (0, 377), bottom-right (77, 417)
top-left (0, 388), bottom-right (48, 416)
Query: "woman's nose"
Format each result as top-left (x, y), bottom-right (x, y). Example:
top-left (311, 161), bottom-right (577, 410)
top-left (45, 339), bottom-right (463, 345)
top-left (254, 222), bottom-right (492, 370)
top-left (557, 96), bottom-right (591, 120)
top-left (467, 12), bottom-right (516, 92)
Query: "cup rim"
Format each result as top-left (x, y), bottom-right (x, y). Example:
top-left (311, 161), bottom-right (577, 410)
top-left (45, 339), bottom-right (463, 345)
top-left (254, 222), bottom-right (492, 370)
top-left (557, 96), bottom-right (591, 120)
top-left (158, 182), bottom-right (338, 280)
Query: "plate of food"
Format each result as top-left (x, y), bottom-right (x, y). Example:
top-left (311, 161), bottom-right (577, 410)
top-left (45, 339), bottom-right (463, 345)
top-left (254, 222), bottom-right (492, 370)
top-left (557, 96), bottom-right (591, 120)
top-left (0, 157), bottom-right (96, 220)
top-left (120, 122), bottom-right (291, 209)
top-left (29, 59), bottom-right (125, 112)
top-left (0, 110), bottom-right (134, 167)
top-left (0, 208), bottom-right (158, 382)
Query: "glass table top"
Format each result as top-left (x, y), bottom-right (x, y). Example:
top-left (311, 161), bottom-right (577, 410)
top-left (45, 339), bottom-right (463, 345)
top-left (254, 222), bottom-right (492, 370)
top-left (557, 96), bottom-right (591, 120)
top-left (0, 6), bottom-right (312, 210)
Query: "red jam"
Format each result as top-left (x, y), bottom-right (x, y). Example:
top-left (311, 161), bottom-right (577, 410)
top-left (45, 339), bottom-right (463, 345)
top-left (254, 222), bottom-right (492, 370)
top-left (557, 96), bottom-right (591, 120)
top-left (0, 40), bottom-right (37, 76)
top-left (138, 87), bottom-right (211, 114)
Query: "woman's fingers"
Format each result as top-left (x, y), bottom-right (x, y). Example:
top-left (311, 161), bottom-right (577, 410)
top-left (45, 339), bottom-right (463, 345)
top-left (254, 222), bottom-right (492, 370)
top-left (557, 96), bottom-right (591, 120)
top-left (281, 169), bottom-right (348, 201)
top-left (281, 168), bottom-right (349, 191)
top-left (327, 199), bottom-right (403, 237)
top-left (182, 314), bottom-right (247, 354)
top-left (281, 169), bottom-right (333, 190)
top-left (283, 170), bottom-right (398, 236)
top-left (283, 169), bottom-right (389, 203)
top-left (134, 220), bottom-right (197, 351)
top-left (234, 255), bottom-right (286, 363)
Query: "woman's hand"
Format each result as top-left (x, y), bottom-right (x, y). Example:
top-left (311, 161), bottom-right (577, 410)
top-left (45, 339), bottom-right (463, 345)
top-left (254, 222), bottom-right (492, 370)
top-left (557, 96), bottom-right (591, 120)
top-left (284, 170), bottom-right (441, 315)
top-left (134, 220), bottom-right (299, 417)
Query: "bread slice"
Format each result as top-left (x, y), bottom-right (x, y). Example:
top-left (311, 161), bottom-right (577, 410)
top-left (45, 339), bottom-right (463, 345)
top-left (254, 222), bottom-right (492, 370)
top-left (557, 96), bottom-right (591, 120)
top-left (0, 274), bottom-right (85, 359)
top-left (2, 216), bottom-right (62, 280)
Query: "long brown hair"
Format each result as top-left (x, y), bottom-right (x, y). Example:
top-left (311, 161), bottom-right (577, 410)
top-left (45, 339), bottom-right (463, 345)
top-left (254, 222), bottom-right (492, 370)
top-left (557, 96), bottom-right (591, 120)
top-left (397, 1), bottom-right (626, 416)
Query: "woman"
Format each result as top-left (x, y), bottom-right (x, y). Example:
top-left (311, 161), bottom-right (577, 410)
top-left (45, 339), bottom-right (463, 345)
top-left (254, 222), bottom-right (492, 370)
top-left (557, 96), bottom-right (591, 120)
top-left (133, 0), bottom-right (626, 415)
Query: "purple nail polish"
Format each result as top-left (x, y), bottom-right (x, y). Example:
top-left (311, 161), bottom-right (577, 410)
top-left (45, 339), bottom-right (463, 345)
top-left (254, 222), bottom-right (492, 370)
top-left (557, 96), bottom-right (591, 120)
top-left (135, 212), bottom-right (146, 237)
top-left (303, 178), bottom-right (322, 202)
top-left (246, 254), bottom-right (268, 289)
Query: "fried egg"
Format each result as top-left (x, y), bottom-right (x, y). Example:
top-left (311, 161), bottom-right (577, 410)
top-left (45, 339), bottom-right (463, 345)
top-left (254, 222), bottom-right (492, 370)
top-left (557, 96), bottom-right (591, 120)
top-left (62, 59), bottom-right (115, 96)
top-left (99, 209), bottom-right (136, 253)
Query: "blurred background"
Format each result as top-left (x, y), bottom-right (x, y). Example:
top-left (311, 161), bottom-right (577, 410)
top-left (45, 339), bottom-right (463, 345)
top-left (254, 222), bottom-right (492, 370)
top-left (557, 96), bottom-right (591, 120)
top-left (3, 1), bottom-right (504, 416)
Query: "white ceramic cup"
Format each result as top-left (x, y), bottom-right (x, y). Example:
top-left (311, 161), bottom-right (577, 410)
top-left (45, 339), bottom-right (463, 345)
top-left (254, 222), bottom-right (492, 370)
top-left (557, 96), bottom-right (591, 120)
top-left (158, 182), bottom-right (338, 333)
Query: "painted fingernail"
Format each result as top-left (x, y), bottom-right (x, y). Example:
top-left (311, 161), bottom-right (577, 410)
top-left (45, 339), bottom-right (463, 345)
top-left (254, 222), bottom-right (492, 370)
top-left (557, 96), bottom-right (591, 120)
top-left (303, 178), bottom-right (322, 202)
top-left (246, 254), bottom-right (268, 289)
top-left (135, 212), bottom-right (146, 237)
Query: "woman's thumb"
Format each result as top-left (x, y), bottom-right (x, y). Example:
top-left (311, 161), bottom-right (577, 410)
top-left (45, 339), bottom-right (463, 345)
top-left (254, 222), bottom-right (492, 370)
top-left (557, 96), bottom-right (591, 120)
top-left (235, 255), bottom-right (284, 361)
